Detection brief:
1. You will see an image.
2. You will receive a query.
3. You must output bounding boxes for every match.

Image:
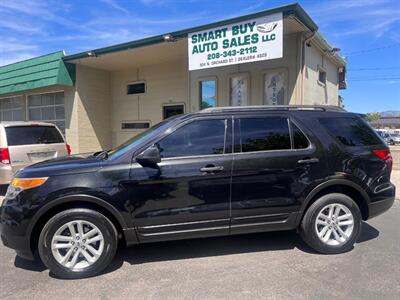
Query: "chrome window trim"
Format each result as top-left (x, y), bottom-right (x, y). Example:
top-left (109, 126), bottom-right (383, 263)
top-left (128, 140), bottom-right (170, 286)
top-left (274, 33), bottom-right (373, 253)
top-left (139, 226), bottom-right (229, 237)
top-left (139, 218), bottom-right (230, 229)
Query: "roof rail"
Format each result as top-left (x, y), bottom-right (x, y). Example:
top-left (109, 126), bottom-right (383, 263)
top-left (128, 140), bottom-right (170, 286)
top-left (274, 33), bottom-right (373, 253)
top-left (200, 105), bottom-right (346, 113)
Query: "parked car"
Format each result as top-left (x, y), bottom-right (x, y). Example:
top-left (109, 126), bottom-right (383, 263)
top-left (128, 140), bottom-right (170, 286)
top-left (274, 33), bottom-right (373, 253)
top-left (386, 133), bottom-right (400, 145)
top-left (0, 106), bottom-right (395, 279)
top-left (0, 122), bottom-right (70, 186)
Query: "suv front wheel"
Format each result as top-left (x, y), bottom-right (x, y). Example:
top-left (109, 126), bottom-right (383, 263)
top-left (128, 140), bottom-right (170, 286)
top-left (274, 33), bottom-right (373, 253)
top-left (300, 193), bottom-right (362, 254)
top-left (38, 208), bottom-right (118, 279)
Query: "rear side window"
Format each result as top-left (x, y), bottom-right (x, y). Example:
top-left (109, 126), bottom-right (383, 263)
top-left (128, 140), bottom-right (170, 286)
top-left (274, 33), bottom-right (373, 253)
top-left (5, 126), bottom-right (64, 146)
top-left (291, 122), bottom-right (309, 149)
top-left (157, 119), bottom-right (226, 158)
top-left (319, 116), bottom-right (382, 146)
top-left (236, 118), bottom-right (291, 152)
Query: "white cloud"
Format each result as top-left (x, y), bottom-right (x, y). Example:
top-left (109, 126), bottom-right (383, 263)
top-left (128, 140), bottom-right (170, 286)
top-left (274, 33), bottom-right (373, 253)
top-left (99, 0), bottom-right (129, 14)
top-left (307, 0), bottom-right (400, 41)
top-left (0, 52), bottom-right (38, 67)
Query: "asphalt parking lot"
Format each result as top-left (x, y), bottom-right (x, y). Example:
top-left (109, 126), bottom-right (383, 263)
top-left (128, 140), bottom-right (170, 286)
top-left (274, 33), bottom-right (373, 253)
top-left (1, 201), bottom-right (399, 299)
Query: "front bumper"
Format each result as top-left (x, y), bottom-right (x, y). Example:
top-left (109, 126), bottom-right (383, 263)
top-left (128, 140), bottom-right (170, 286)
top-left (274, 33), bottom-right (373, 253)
top-left (0, 228), bottom-right (33, 260)
top-left (0, 196), bottom-right (35, 260)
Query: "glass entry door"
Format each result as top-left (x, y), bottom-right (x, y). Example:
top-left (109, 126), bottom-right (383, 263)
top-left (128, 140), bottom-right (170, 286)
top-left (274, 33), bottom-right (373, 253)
top-left (263, 69), bottom-right (287, 105)
top-left (230, 75), bottom-right (249, 106)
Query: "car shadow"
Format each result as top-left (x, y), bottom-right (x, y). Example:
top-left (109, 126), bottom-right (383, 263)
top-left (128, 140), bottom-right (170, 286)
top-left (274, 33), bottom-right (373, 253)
top-left (14, 221), bottom-right (380, 279)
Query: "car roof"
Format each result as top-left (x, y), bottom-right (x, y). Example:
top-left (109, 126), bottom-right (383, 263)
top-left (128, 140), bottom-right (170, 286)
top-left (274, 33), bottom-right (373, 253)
top-left (0, 121), bottom-right (57, 128)
top-left (199, 105), bottom-right (346, 114)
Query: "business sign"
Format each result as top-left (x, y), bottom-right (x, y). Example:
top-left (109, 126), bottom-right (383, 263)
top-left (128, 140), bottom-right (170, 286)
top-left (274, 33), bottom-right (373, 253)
top-left (188, 12), bottom-right (283, 71)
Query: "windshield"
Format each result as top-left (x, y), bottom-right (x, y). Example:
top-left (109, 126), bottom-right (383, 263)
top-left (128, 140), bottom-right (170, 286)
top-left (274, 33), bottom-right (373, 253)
top-left (107, 117), bottom-right (177, 159)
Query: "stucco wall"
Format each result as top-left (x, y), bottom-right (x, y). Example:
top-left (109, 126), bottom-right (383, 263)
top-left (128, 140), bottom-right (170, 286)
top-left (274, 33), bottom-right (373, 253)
top-left (74, 65), bottom-right (112, 152)
top-left (110, 58), bottom-right (188, 147)
top-left (303, 43), bottom-right (339, 106)
top-left (189, 34), bottom-right (301, 110)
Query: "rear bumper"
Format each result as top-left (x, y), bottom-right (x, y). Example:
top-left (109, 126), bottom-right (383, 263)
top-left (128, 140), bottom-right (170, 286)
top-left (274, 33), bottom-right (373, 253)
top-left (368, 196), bottom-right (395, 219)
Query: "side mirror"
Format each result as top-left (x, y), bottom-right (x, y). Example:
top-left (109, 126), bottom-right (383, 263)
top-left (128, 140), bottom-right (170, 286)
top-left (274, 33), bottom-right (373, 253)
top-left (136, 145), bottom-right (161, 168)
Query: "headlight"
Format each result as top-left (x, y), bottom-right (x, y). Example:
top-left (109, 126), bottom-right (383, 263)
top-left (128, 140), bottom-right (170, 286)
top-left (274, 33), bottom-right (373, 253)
top-left (5, 177), bottom-right (48, 198)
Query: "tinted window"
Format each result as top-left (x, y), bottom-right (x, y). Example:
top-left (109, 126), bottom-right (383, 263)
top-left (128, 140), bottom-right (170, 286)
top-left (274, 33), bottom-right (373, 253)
top-left (127, 83), bottom-right (145, 94)
top-left (157, 119), bottom-right (225, 158)
top-left (121, 122), bottom-right (150, 130)
top-left (163, 105), bottom-right (184, 119)
top-left (291, 122), bottom-right (309, 149)
top-left (5, 126), bottom-right (64, 146)
top-left (237, 118), bottom-right (291, 152)
top-left (319, 117), bottom-right (383, 146)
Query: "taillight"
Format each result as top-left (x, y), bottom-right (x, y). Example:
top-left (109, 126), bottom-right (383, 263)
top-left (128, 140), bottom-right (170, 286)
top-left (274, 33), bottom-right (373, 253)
top-left (66, 144), bottom-right (71, 155)
top-left (0, 148), bottom-right (10, 164)
top-left (373, 149), bottom-right (393, 170)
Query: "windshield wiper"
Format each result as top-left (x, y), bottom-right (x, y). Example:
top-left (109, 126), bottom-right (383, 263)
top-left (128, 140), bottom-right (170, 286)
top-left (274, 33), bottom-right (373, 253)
top-left (93, 150), bottom-right (109, 160)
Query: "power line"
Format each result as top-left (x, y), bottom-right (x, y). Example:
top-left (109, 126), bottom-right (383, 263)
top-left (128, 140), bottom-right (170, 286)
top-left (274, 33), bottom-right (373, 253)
top-left (348, 75), bottom-right (400, 79)
top-left (347, 77), bottom-right (400, 81)
top-left (348, 67), bottom-right (400, 71)
top-left (343, 43), bottom-right (400, 56)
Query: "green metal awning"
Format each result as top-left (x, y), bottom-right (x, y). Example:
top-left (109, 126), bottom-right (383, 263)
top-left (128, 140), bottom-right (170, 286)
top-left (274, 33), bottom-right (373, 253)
top-left (0, 51), bottom-right (75, 96)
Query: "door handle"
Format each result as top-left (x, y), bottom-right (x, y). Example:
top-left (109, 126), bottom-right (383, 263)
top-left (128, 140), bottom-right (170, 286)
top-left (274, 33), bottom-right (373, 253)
top-left (297, 158), bottom-right (319, 164)
top-left (200, 166), bottom-right (224, 173)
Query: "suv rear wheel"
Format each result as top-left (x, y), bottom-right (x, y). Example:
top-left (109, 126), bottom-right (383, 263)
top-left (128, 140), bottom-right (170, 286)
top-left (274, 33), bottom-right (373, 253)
top-left (300, 193), bottom-right (362, 254)
top-left (38, 208), bottom-right (118, 279)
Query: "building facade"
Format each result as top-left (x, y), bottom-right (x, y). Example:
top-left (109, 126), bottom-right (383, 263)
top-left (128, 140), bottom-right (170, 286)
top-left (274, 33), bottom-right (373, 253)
top-left (0, 4), bottom-right (346, 153)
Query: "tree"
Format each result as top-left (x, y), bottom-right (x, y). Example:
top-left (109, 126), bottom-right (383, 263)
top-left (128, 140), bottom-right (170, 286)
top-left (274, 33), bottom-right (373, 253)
top-left (366, 112), bottom-right (381, 122)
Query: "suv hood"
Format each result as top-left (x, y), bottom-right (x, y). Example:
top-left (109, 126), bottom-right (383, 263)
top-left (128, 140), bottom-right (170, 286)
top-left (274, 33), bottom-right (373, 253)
top-left (15, 153), bottom-right (103, 178)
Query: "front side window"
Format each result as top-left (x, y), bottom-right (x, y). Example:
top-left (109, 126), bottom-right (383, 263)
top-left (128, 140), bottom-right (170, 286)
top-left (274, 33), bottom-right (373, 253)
top-left (157, 119), bottom-right (226, 158)
top-left (199, 80), bottom-right (217, 109)
top-left (236, 117), bottom-right (291, 152)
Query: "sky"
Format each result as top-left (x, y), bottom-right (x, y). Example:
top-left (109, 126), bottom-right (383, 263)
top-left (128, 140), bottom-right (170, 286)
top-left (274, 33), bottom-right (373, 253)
top-left (0, 0), bottom-right (399, 113)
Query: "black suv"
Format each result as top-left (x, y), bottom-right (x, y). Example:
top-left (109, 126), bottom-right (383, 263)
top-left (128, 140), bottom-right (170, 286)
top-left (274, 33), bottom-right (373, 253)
top-left (1, 106), bottom-right (395, 278)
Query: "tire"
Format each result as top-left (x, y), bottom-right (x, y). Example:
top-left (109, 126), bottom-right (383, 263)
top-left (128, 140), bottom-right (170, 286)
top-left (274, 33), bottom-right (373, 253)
top-left (38, 208), bottom-right (118, 279)
top-left (299, 193), bottom-right (362, 254)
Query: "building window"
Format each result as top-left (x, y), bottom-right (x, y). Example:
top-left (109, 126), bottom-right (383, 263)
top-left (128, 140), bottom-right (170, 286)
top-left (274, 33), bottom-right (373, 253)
top-left (163, 104), bottom-right (184, 119)
top-left (263, 69), bottom-right (287, 105)
top-left (0, 96), bottom-right (24, 121)
top-left (127, 82), bottom-right (146, 95)
top-left (318, 67), bottom-right (327, 85)
top-left (28, 92), bottom-right (65, 133)
top-left (230, 74), bottom-right (249, 106)
top-left (199, 80), bottom-right (217, 109)
top-left (121, 121), bottom-right (150, 130)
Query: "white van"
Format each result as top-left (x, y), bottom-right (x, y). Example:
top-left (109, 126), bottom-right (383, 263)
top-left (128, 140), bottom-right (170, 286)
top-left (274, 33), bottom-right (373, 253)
top-left (0, 122), bottom-right (70, 185)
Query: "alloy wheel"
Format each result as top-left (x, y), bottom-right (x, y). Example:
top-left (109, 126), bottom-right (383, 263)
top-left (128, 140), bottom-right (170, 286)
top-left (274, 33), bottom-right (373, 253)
top-left (315, 203), bottom-right (354, 246)
top-left (51, 220), bottom-right (104, 270)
